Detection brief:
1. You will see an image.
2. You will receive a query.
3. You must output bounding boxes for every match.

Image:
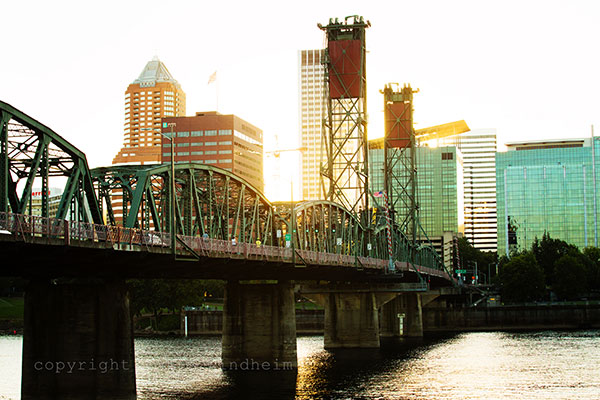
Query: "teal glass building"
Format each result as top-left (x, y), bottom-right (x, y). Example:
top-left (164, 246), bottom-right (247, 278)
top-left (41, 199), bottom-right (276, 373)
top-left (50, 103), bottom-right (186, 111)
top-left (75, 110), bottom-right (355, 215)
top-left (496, 138), bottom-right (600, 257)
top-left (368, 141), bottom-right (464, 239)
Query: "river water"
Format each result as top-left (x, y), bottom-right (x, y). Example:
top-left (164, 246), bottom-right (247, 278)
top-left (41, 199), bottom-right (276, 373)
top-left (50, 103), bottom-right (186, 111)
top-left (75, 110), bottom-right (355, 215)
top-left (1, 330), bottom-right (599, 399)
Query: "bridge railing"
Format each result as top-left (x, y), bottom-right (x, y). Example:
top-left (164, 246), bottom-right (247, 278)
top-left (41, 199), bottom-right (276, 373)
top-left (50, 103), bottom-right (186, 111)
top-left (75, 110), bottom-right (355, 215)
top-left (0, 212), bottom-right (451, 279)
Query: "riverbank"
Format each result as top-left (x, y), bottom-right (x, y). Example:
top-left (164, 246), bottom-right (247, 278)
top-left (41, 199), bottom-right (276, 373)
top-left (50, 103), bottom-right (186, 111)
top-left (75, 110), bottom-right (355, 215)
top-left (423, 302), bottom-right (600, 332)
top-left (174, 303), bottom-right (600, 336)
top-left (0, 297), bottom-right (23, 334)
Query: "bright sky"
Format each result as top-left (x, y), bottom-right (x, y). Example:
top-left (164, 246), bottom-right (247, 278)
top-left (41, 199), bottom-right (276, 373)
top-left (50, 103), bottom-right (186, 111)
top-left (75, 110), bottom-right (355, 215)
top-left (2, 1), bottom-right (600, 200)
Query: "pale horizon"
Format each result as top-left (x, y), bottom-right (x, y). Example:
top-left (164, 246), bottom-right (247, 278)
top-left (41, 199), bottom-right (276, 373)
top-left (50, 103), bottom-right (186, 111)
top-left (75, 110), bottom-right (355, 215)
top-left (2, 0), bottom-right (599, 201)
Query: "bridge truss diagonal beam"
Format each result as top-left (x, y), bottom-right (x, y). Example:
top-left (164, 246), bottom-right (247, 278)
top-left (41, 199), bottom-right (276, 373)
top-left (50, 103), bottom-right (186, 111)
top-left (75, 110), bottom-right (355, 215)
top-left (0, 100), bottom-right (101, 224)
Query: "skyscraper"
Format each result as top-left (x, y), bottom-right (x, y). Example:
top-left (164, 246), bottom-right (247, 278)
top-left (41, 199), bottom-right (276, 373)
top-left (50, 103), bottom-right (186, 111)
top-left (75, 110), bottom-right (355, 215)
top-left (113, 57), bottom-right (186, 165)
top-left (429, 129), bottom-right (497, 252)
top-left (161, 112), bottom-right (264, 191)
top-left (496, 137), bottom-right (600, 256)
top-left (298, 49), bottom-right (325, 200)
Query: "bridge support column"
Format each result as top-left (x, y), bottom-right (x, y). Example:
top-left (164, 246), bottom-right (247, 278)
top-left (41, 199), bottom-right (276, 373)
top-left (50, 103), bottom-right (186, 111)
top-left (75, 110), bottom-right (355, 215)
top-left (22, 279), bottom-right (136, 400)
top-left (222, 281), bottom-right (297, 370)
top-left (323, 292), bottom-right (380, 348)
top-left (380, 293), bottom-right (423, 338)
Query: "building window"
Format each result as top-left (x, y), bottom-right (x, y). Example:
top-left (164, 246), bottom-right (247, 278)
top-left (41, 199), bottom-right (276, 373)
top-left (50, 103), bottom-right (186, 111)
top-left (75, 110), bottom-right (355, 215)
top-left (205, 150), bottom-right (217, 155)
top-left (219, 159), bottom-right (232, 163)
top-left (205, 159), bottom-right (217, 164)
top-left (205, 130), bottom-right (217, 136)
top-left (218, 129), bottom-right (232, 136)
top-left (220, 141), bottom-right (232, 145)
top-left (234, 130), bottom-right (262, 146)
top-left (219, 150), bottom-right (232, 155)
top-left (163, 152), bottom-right (171, 157)
top-left (177, 152), bottom-right (190, 156)
top-left (205, 142), bottom-right (217, 146)
top-left (191, 131), bottom-right (203, 137)
top-left (191, 151), bottom-right (203, 155)
top-left (442, 152), bottom-right (454, 160)
top-left (177, 143), bottom-right (189, 147)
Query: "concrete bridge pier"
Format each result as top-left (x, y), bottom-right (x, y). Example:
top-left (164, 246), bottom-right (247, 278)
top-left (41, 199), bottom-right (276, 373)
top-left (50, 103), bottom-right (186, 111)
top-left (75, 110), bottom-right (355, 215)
top-left (380, 293), bottom-right (424, 338)
top-left (222, 280), bottom-right (297, 371)
top-left (21, 279), bottom-right (136, 400)
top-left (324, 292), bottom-right (381, 348)
top-left (302, 287), bottom-right (397, 349)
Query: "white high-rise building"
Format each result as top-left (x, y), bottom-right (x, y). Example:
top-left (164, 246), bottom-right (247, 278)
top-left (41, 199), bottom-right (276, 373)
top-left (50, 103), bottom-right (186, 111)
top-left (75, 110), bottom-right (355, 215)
top-left (298, 49), bottom-right (326, 200)
top-left (433, 129), bottom-right (498, 252)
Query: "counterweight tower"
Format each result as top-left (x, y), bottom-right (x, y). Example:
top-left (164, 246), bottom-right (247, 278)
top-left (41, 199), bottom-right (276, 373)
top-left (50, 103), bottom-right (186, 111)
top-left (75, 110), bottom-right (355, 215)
top-left (382, 83), bottom-right (419, 242)
top-left (319, 16), bottom-right (370, 213)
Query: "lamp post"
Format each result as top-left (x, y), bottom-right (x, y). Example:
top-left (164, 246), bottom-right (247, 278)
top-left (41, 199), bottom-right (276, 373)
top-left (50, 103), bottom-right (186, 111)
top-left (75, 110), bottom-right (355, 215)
top-left (291, 179), bottom-right (295, 266)
top-left (160, 123), bottom-right (176, 256)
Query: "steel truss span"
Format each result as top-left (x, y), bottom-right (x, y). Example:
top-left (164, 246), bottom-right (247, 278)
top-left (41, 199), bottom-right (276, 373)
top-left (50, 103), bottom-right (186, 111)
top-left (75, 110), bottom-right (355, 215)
top-left (92, 163), bottom-right (274, 245)
top-left (0, 100), bottom-right (101, 224)
top-left (0, 99), bottom-right (450, 281)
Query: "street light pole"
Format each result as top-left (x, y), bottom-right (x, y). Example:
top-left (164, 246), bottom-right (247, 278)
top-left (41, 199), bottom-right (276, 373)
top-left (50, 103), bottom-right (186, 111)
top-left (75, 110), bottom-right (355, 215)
top-left (161, 123), bottom-right (176, 256)
top-left (291, 179), bottom-right (295, 266)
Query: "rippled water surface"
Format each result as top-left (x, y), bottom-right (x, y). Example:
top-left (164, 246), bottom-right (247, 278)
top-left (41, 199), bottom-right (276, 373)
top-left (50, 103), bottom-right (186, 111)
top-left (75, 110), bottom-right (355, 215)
top-left (1, 331), bottom-right (600, 399)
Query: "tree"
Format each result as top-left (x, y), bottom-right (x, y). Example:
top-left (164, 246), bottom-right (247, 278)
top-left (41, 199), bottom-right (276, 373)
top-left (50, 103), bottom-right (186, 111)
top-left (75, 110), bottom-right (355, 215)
top-left (582, 247), bottom-right (600, 292)
top-left (498, 251), bottom-right (545, 303)
top-left (456, 237), bottom-right (497, 283)
top-left (553, 254), bottom-right (587, 300)
top-left (127, 279), bottom-right (224, 330)
top-left (531, 232), bottom-right (577, 286)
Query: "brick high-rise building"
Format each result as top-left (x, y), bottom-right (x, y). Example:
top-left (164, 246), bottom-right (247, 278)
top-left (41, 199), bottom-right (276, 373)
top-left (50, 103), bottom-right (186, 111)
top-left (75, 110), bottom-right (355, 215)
top-left (113, 57), bottom-right (186, 165)
top-left (161, 112), bottom-right (264, 191)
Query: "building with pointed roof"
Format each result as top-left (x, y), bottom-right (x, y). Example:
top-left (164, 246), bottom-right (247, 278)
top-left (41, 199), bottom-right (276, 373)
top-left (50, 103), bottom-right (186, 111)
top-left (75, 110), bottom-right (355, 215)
top-left (110, 57), bottom-right (186, 224)
top-left (112, 57), bottom-right (186, 165)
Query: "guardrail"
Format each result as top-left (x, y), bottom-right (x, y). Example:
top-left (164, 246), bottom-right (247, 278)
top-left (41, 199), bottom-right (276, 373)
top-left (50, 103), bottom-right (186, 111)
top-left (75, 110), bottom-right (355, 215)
top-left (0, 212), bottom-right (451, 279)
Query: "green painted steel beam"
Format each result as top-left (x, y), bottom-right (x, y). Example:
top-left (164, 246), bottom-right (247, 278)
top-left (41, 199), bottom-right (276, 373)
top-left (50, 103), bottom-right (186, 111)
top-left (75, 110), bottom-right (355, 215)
top-left (0, 100), bottom-right (102, 224)
top-left (17, 136), bottom-right (50, 214)
top-left (0, 111), bottom-right (10, 213)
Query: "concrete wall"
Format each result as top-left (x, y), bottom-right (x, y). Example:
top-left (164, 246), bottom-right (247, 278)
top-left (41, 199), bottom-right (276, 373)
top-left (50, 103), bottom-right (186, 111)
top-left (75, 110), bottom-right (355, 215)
top-left (423, 304), bottom-right (600, 332)
top-left (181, 304), bottom-right (600, 335)
top-left (181, 309), bottom-right (324, 335)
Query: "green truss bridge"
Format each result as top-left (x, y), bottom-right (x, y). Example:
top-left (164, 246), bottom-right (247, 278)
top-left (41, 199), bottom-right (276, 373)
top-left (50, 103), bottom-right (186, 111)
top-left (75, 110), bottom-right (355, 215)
top-left (0, 100), bottom-right (454, 399)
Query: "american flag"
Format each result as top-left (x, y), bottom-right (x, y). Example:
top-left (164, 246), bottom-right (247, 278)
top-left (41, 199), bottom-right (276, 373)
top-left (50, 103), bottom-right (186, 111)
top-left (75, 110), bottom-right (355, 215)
top-left (373, 191), bottom-right (384, 198)
top-left (207, 71), bottom-right (217, 85)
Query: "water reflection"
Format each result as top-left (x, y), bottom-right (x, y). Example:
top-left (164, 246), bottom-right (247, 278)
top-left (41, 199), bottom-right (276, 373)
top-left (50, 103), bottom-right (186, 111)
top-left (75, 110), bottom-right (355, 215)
top-left (136, 332), bottom-right (599, 400)
top-left (1, 331), bottom-right (599, 399)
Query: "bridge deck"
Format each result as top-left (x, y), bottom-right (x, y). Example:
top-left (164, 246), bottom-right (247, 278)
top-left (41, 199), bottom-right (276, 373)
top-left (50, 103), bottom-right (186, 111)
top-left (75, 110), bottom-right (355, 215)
top-left (0, 212), bottom-right (453, 284)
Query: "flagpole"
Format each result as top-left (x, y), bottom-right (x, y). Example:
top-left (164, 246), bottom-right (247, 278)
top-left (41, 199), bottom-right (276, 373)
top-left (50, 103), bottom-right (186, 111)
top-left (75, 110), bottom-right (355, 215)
top-left (208, 71), bottom-right (218, 112)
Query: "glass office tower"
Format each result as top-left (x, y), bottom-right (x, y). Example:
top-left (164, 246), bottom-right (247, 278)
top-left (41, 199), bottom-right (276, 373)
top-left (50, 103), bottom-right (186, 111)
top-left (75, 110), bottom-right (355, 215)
top-left (369, 141), bottom-right (464, 238)
top-left (496, 138), bottom-right (600, 256)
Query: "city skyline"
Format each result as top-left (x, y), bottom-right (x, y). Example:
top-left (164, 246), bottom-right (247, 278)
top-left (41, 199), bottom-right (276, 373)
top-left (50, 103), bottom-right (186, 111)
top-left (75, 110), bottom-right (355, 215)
top-left (2, 1), bottom-right (600, 202)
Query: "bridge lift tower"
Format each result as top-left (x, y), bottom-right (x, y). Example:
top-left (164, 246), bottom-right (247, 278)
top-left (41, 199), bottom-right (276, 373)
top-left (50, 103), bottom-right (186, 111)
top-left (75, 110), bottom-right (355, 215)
top-left (318, 15), bottom-right (370, 214)
top-left (382, 83), bottom-right (419, 243)
top-left (381, 83), bottom-right (470, 244)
